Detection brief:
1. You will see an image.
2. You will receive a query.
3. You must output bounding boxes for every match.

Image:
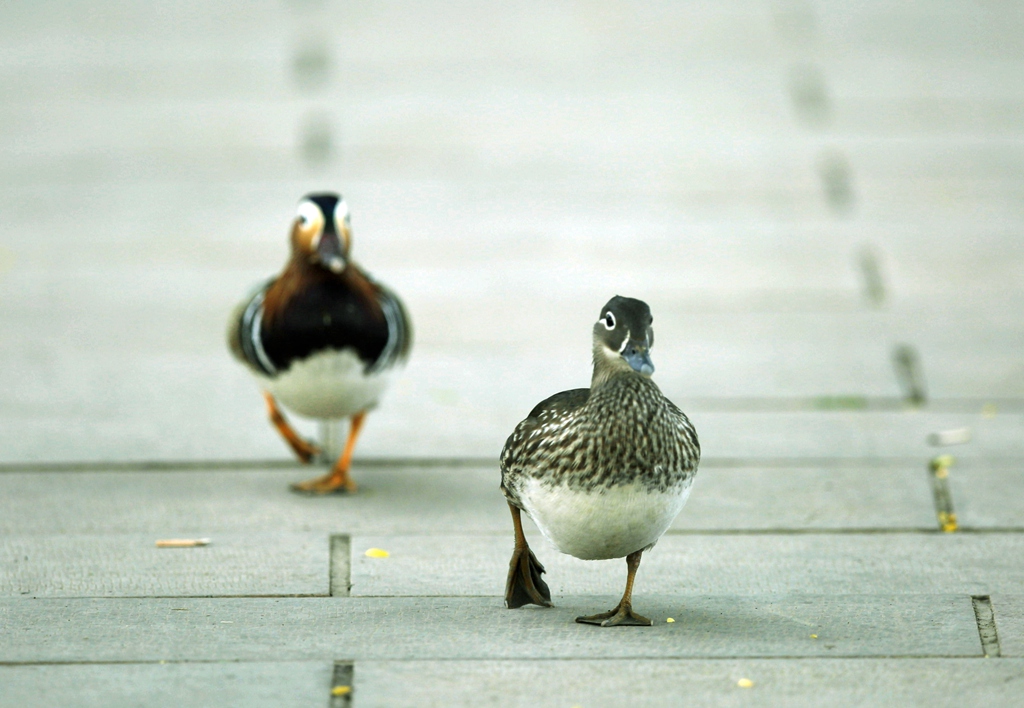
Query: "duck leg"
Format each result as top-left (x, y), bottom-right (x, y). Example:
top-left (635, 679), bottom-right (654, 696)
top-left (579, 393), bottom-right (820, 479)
top-left (290, 411), bottom-right (365, 494)
top-left (576, 549), bottom-right (651, 627)
top-left (264, 392), bottom-right (321, 463)
top-left (504, 502), bottom-right (553, 608)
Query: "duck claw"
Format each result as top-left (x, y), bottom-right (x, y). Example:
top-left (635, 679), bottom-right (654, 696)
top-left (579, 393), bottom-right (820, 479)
top-left (576, 605), bottom-right (651, 627)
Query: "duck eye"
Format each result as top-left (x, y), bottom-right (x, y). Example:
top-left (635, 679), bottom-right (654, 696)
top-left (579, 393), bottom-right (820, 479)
top-left (602, 312), bottom-right (616, 330)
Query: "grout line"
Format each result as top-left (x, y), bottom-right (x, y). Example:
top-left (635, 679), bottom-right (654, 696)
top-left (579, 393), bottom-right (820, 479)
top-left (0, 654), bottom-right (995, 667)
top-left (330, 535), bottom-right (351, 598)
top-left (662, 527), bottom-right (981, 536)
top-left (892, 344), bottom-right (927, 406)
top-left (971, 596), bottom-right (1002, 658)
top-left (8, 594), bottom-right (331, 600)
top-left (929, 456), bottom-right (958, 533)
top-left (357, 526), bottom-right (1024, 537)
top-left (856, 246), bottom-right (887, 308)
top-left (289, 0), bottom-right (334, 168)
top-left (300, 114), bottom-right (333, 166)
top-left (337, 527), bottom-right (1024, 538)
top-left (788, 64), bottom-right (831, 127)
top-left (330, 661), bottom-right (354, 707)
top-left (346, 654), bottom-right (989, 662)
top-left (818, 150), bottom-right (856, 215)
top-left (0, 458), bottom-right (497, 474)
top-left (685, 397), bottom-right (1024, 413)
top-left (1, 452), bottom-right (1021, 475)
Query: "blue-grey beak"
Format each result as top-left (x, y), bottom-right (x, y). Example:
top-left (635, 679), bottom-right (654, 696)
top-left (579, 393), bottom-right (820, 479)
top-left (622, 342), bottom-right (654, 376)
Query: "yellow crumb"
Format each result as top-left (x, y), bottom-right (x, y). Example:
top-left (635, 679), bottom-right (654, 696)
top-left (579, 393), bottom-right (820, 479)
top-left (364, 548), bottom-right (390, 558)
top-left (810, 634), bottom-right (818, 639)
top-left (737, 678), bottom-right (754, 688)
top-left (331, 685), bottom-right (351, 696)
top-left (666, 617), bottom-right (675, 623)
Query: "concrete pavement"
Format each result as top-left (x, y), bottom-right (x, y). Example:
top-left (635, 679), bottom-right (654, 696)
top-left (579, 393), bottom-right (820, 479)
top-left (1, 1), bottom-right (1023, 705)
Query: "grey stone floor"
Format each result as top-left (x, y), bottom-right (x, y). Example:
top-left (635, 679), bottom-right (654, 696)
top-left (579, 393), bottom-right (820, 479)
top-left (2, 1), bottom-right (1023, 706)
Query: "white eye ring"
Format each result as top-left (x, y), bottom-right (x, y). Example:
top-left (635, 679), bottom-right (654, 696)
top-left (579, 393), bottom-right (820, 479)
top-left (601, 312), bottom-right (616, 330)
top-left (334, 199), bottom-right (350, 228)
top-left (296, 200), bottom-right (320, 228)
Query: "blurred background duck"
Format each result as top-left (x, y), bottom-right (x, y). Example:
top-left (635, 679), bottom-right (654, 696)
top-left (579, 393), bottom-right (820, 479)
top-left (228, 192), bottom-right (411, 493)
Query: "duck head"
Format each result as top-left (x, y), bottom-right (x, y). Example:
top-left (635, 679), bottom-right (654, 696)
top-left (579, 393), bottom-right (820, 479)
top-left (290, 192), bottom-right (352, 273)
top-left (592, 295), bottom-right (655, 384)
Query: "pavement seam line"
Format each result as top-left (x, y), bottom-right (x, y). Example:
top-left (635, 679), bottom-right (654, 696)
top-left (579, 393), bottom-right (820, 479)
top-left (330, 661), bottom-right (354, 706)
top-left (818, 150), bottom-right (855, 214)
top-left (971, 596), bottom-right (1002, 658)
top-left (892, 344), bottom-right (927, 406)
top-left (929, 456), bottom-right (958, 533)
top-left (0, 654), bottom-right (995, 667)
top-left (857, 245), bottom-right (887, 308)
top-left (6, 451), bottom-right (1024, 474)
top-left (330, 535), bottom-right (351, 597)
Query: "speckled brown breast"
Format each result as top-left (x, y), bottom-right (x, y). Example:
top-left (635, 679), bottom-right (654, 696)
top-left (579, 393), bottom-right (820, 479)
top-left (500, 372), bottom-right (700, 501)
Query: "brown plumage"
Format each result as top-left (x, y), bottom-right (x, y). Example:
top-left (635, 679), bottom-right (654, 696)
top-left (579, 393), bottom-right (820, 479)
top-left (228, 192), bottom-right (411, 494)
top-left (500, 296), bottom-right (699, 626)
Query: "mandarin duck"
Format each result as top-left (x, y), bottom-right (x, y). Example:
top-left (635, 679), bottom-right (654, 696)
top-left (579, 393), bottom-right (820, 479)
top-left (500, 296), bottom-right (699, 626)
top-left (228, 192), bottom-right (411, 493)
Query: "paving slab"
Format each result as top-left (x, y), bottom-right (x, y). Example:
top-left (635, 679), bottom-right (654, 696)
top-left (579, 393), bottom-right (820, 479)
top-left (676, 463), bottom-right (936, 530)
top-left (830, 222), bottom-right (1024, 300)
top-left (4, 0), bottom-right (1022, 462)
top-left (694, 412), bottom-right (1024, 462)
top-left (776, 133), bottom-right (1024, 222)
top-left (993, 594), bottom-right (1024, 658)
top-left (354, 658), bottom-right (1024, 708)
top-left (348, 533), bottom-right (1024, 598)
top-left (0, 3), bottom-right (798, 183)
top-left (1, 175), bottom-right (1021, 464)
top-left (888, 328), bottom-right (1024, 403)
top-left (2, 352), bottom-right (1021, 458)
top-left (0, 334), bottom-right (905, 464)
top-left (0, 462), bottom-right (936, 536)
top-left (0, 661), bottom-right (333, 708)
top-left (0, 595), bottom-right (981, 662)
top-left (831, 96), bottom-right (1024, 136)
top-left (7, 658), bottom-right (1022, 708)
top-left (0, 255), bottom-right (887, 464)
top-left (0, 533), bottom-right (327, 598)
top-left (948, 462), bottom-right (1024, 530)
top-left (0, 468), bottom-right (503, 536)
top-left (0, 95), bottom-right (808, 188)
top-left (815, 3), bottom-right (1024, 71)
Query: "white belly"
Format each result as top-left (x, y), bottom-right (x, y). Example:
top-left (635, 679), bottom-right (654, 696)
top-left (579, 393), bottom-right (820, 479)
top-left (519, 479), bottom-right (693, 560)
top-left (261, 348), bottom-right (391, 419)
